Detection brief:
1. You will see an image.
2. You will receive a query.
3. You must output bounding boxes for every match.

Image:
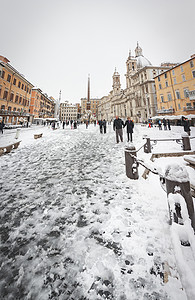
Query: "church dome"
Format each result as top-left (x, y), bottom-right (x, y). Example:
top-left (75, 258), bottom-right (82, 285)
top-left (135, 42), bottom-right (152, 68)
top-left (136, 55), bottom-right (152, 68)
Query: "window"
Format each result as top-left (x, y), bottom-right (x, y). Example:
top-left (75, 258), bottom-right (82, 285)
top-left (167, 93), bottom-right (172, 101)
top-left (1, 105), bottom-right (5, 110)
top-left (160, 95), bottom-right (164, 102)
top-left (182, 74), bottom-right (186, 81)
top-left (21, 84), bottom-right (24, 90)
top-left (19, 96), bottom-right (22, 104)
top-left (192, 70), bottom-right (195, 78)
top-left (178, 104), bottom-right (181, 110)
top-left (190, 61), bottom-right (194, 68)
top-left (8, 106), bottom-right (11, 111)
top-left (159, 84), bottom-right (162, 89)
top-left (18, 81), bottom-right (21, 88)
top-left (175, 90), bottom-right (181, 99)
top-left (15, 95), bottom-right (19, 103)
top-left (180, 65), bottom-right (184, 72)
top-left (13, 78), bottom-right (16, 85)
top-left (10, 93), bottom-right (14, 101)
top-left (164, 73), bottom-right (167, 79)
top-left (158, 76), bottom-right (160, 81)
top-left (7, 74), bottom-right (11, 82)
top-left (2, 71), bottom-right (5, 79)
top-left (3, 90), bottom-right (8, 100)
top-left (184, 88), bottom-right (189, 98)
top-left (165, 81), bottom-right (168, 87)
top-left (173, 77), bottom-right (177, 84)
top-left (172, 69), bottom-right (175, 75)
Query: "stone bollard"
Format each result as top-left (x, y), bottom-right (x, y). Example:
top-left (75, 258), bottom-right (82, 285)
top-left (15, 128), bottom-right (21, 140)
top-left (143, 136), bottom-right (151, 153)
top-left (182, 133), bottom-right (191, 151)
top-left (124, 144), bottom-right (138, 179)
top-left (165, 164), bottom-right (195, 231)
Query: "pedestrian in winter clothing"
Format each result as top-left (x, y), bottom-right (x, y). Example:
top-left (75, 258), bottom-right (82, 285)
top-left (124, 117), bottom-right (134, 142)
top-left (0, 119), bottom-right (5, 134)
top-left (63, 121), bottom-right (65, 129)
top-left (158, 120), bottom-right (162, 130)
top-left (99, 120), bottom-right (103, 133)
top-left (103, 119), bottom-right (107, 134)
top-left (167, 119), bottom-right (171, 130)
top-left (86, 121), bottom-right (88, 129)
top-left (182, 117), bottom-right (191, 136)
top-left (163, 118), bottom-right (167, 130)
top-left (113, 116), bottom-right (124, 143)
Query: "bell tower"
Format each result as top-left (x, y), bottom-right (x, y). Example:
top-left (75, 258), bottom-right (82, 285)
top-left (125, 49), bottom-right (137, 88)
top-left (112, 68), bottom-right (121, 95)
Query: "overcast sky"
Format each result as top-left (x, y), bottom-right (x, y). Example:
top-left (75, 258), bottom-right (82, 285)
top-left (1, 0), bottom-right (195, 103)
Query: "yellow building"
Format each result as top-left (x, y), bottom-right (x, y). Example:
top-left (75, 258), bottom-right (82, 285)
top-left (0, 55), bottom-right (34, 125)
top-left (154, 54), bottom-right (195, 116)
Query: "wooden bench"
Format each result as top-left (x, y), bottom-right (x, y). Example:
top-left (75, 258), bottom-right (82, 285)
top-left (0, 141), bottom-right (21, 156)
top-left (34, 133), bottom-right (43, 139)
top-left (183, 155), bottom-right (195, 169)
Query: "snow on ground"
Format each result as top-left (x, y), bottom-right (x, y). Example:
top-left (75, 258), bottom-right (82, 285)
top-left (0, 123), bottom-right (195, 300)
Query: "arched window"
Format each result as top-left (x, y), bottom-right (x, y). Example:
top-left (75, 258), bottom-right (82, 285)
top-left (8, 106), bottom-right (11, 111)
top-left (1, 105), bottom-right (5, 110)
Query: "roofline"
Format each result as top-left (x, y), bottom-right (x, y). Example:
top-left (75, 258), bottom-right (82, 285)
top-left (1, 61), bottom-right (34, 87)
top-left (153, 56), bottom-right (195, 78)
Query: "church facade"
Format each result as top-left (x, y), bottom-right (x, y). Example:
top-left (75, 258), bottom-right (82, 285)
top-left (98, 43), bottom-right (174, 122)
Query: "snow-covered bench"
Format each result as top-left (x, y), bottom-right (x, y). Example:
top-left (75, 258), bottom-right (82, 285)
top-left (0, 141), bottom-right (21, 155)
top-left (183, 155), bottom-right (195, 168)
top-left (34, 133), bottom-right (43, 139)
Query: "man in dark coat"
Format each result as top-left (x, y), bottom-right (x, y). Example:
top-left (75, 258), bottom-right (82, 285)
top-left (103, 119), bottom-right (107, 134)
top-left (124, 117), bottom-right (134, 142)
top-left (99, 119), bottom-right (103, 134)
top-left (0, 119), bottom-right (5, 134)
top-left (182, 117), bottom-right (191, 136)
top-left (113, 116), bottom-right (124, 143)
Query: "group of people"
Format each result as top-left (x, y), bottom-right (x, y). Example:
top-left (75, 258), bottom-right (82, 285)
top-left (113, 116), bottom-right (134, 143)
top-left (158, 118), bottom-right (171, 130)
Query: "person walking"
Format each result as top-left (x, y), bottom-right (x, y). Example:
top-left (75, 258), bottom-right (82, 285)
top-left (124, 117), bottom-right (134, 142)
top-left (0, 119), bottom-right (5, 134)
top-left (158, 120), bottom-right (162, 130)
top-left (86, 120), bottom-right (88, 129)
top-left (163, 118), bottom-right (167, 130)
top-left (63, 121), bottom-right (65, 129)
top-left (103, 119), bottom-right (107, 134)
top-left (99, 119), bottom-right (103, 134)
top-left (113, 116), bottom-right (124, 143)
top-left (167, 119), bottom-right (171, 130)
top-left (182, 117), bottom-right (191, 136)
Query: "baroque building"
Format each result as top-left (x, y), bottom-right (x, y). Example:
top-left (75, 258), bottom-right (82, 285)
top-left (98, 43), bottom-right (175, 122)
top-left (154, 54), bottom-right (195, 116)
top-left (0, 55), bottom-right (34, 124)
top-left (30, 88), bottom-right (55, 119)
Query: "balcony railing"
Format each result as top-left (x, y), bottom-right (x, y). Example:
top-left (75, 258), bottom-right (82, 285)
top-left (183, 106), bottom-right (195, 111)
top-left (157, 108), bottom-right (175, 114)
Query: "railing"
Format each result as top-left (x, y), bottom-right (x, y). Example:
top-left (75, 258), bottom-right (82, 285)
top-left (124, 144), bottom-right (195, 232)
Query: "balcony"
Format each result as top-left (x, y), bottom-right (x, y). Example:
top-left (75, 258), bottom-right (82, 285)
top-left (183, 106), bottom-right (195, 111)
top-left (157, 108), bottom-right (175, 114)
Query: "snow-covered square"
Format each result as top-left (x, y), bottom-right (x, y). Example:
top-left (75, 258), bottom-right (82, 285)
top-left (0, 123), bottom-right (195, 300)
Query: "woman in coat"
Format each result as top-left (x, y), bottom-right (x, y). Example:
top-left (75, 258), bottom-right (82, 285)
top-left (124, 117), bottom-right (134, 142)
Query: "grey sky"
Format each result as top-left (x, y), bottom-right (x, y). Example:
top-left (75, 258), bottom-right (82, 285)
top-left (1, 0), bottom-right (195, 103)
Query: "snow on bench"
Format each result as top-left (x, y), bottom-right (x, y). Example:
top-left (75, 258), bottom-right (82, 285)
top-left (0, 141), bottom-right (21, 155)
top-left (34, 133), bottom-right (43, 139)
top-left (183, 155), bottom-right (195, 167)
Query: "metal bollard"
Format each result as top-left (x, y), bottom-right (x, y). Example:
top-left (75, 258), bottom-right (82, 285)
top-left (15, 128), bottom-right (21, 140)
top-left (124, 144), bottom-right (138, 179)
top-left (165, 164), bottom-right (195, 231)
top-left (182, 134), bottom-right (191, 151)
top-left (143, 137), bottom-right (151, 153)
